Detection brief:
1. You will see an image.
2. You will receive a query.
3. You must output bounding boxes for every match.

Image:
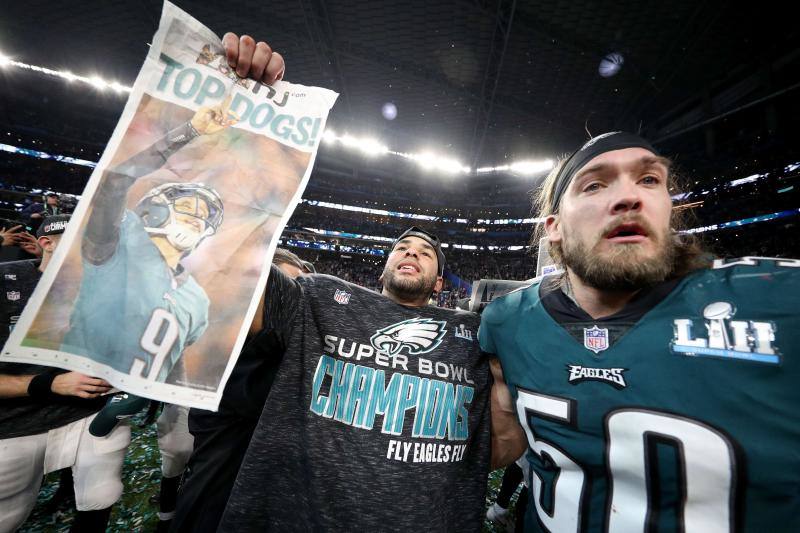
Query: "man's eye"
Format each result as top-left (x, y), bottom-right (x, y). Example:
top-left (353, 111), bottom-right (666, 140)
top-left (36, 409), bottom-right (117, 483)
top-left (641, 175), bottom-right (660, 185)
top-left (583, 183), bottom-right (601, 193)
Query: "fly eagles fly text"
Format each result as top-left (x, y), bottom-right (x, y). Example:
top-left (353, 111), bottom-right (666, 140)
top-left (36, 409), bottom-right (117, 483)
top-left (312, 333), bottom-right (477, 463)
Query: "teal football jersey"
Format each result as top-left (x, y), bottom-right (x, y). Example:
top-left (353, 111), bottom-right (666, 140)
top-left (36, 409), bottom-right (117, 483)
top-left (479, 257), bottom-right (800, 532)
top-left (62, 210), bottom-right (209, 382)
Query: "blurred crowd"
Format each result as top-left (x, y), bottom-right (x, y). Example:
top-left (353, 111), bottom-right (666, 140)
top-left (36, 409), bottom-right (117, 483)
top-left (0, 189), bottom-right (77, 263)
top-left (1, 178), bottom-right (798, 302)
top-left (0, 133), bottom-right (798, 299)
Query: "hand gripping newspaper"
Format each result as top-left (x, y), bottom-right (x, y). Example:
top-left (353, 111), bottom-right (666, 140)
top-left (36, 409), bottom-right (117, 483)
top-left (1, 1), bottom-right (338, 410)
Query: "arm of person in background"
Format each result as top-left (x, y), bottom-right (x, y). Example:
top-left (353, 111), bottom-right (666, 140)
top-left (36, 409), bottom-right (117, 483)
top-left (23, 204), bottom-right (45, 220)
top-left (489, 358), bottom-right (528, 470)
top-left (0, 225), bottom-right (25, 247)
top-left (0, 374), bottom-right (34, 397)
top-left (17, 231), bottom-right (42, 257)
top-left (82, 97), bottom-right (239, 265)
top-left (0, 370), bottom-right (111, 399)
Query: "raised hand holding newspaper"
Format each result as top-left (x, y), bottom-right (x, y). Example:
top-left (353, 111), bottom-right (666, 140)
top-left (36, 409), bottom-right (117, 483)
top-left (1, 1), bottom-right (337, 410)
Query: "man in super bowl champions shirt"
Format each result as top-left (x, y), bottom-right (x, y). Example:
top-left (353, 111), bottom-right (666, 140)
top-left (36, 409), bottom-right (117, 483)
top-left (218, 225), bottom-right (522, 531)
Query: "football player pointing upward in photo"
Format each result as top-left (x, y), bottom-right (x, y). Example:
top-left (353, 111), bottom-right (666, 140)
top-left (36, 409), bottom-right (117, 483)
top-left (62, 100), bottom-right (235, 383)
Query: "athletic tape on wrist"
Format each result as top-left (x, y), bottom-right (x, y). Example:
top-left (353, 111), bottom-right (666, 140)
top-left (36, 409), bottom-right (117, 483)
top-left (28, 371), bottom-right (59, 400)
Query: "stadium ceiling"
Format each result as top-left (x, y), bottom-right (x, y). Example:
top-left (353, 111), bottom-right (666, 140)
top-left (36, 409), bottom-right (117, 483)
top-left (0, 0), bottom-right (798, 176)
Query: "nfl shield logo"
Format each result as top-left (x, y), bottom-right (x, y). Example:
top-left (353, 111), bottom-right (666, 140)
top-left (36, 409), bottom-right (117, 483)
top-left (334, 289), bottom-right (351, 305)
top-left (584, 325), bottom-right (609, 353)
top-left (6, 291), bottom-right (21, 301)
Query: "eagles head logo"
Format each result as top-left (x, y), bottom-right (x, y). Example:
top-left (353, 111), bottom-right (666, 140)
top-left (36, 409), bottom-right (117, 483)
top-left (370, 318), bottom-right (447, 357)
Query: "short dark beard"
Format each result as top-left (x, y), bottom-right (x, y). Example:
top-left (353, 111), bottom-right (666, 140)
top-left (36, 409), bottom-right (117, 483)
top-left (381, 265), bottom-right (438, 302)
top-left (561, 229), bottom-right (676, 291)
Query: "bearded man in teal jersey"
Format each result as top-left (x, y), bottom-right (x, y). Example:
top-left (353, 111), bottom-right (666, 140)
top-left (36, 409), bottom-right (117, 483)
top-left (480, 132), bottom-right (800, 532)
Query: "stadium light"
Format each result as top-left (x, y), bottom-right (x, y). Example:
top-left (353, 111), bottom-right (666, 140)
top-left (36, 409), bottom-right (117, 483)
top-left (509, 159), bottom-right (554, 175)
top-left (338, 134), bottom-right (360, 149)
top-left (322, 131), bottom-right (388, 157)
top-left (0, 142), bottom-right (97, 168)
top-left (409, 152), bottom-right (438, 171)
top-left (401, 151), bottom-right (470, 174)
top-left (477, 164), bottom-right (508, 173)
top-left (358, 138), bottom-right (389, 157)
top-left (322, 129), bottom-right (337, 144)
top-left (0, 51), bottom-right (132, 94)
top-left (1, 52), bottom-right (554, 176)
top-left (477, 159), bottom-right (554, 176)
top-left (322, 130), bottom-right (468, 172)
top-left (89, 76), bottom-right (108, 91)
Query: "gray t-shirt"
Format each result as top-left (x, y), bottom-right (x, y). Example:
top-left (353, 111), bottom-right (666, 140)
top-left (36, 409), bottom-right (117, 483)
top-left (219, 267), bottom-right (491, 531)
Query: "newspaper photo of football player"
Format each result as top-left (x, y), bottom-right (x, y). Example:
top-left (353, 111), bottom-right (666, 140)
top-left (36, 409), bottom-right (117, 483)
top-left (1, 2), bottom-right (338, 409)
top-left (61, 107), bottom-right (231, 383)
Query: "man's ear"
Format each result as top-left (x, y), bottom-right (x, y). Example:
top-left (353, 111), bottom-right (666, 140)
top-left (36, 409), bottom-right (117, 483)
top-left (543, 214), bottom-right (562, 245)
top-left (37, 236), bottom-right (53, 253)
top-left (433, 276), bottom-right (444, 294)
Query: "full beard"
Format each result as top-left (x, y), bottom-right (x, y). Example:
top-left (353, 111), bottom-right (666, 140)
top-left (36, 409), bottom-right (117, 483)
top-left (561, 224), bottom-right (676, 292)
top-left (381, 266), bottom-right (438, 302)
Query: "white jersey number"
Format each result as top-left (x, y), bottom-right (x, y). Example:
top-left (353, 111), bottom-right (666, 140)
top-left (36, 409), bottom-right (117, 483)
top-left (130, 308), bottom-right (179, 381)
top-left (516, 391), bottom-right (584, 533)
top-left (516, 390), bottom-right (736, 533)
top-left (712, 256), bottom-right (800, 269)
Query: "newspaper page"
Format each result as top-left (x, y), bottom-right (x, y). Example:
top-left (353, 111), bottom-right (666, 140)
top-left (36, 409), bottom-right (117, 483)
top-left (1, 1), bottom-right (338, 410)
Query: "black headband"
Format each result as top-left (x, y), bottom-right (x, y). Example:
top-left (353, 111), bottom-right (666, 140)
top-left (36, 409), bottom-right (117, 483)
top-left (551, 132), bottom-right (659, 213)
top-left (391, 226), bottom-right (446, 276)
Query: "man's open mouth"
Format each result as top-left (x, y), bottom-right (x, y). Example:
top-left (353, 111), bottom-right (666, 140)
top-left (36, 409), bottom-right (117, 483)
top-left (606, 223), bottom-right (648, 242)
top-left (397, 262), bottom-right (420, 273)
